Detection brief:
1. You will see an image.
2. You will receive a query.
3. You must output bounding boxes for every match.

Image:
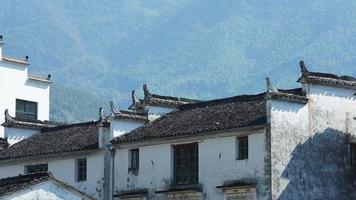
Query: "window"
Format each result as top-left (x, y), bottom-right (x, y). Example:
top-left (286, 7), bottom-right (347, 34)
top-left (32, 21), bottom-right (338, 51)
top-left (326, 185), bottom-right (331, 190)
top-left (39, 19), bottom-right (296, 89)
top-left (173, 143), bottom-right (198, 185)
top-left (129, 149), bottom-right (139, 171)
top-left (25, 164), bottom-right (48, 174)
top-left (16, 99), bottom-right (38, 120)
top-left (351, 144), bottom-right (356, 170)
top-left (237, 136), bottom-right (248, 160)
top-left (76, 158), bottom-right (87, 182)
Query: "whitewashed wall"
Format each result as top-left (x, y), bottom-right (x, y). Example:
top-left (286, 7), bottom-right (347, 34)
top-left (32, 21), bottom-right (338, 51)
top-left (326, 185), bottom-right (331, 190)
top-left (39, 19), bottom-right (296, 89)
top-left (114, 132), bottom-right (268, 200)
top-left (4, 127), bottom-right (39, 145)
top-left (110, 120), bottom-right (144, 138)
top-left (146, 106), bottom-right (175, 121)
top-left (0, 153), bottom-right (104, 200)
top-left (4, 181), bottom-right (89, 200)
top-left (270, 84), bottom-right (356, 199)
top-left (0, 60), bottom-right (50, 139)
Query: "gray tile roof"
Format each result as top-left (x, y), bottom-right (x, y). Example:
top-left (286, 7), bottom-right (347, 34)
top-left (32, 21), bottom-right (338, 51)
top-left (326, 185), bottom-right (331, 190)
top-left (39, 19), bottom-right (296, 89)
top-left (0, 121), bottom-right (99, 161)
top-left (0, 172), bottom-right (52, 197)
top-left (112, 92), bottom-right (268, 144)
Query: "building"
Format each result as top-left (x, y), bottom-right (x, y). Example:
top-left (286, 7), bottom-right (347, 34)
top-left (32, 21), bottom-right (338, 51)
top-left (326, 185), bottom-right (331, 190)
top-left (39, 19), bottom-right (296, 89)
top-left (110, 62), bottom-right (356, 200)
top-left (0, 35), bottom-right (51, 144)
top-left (0, 172), bottom-right (95, 200)
top-left (0, 60), bottom-right (355, 200)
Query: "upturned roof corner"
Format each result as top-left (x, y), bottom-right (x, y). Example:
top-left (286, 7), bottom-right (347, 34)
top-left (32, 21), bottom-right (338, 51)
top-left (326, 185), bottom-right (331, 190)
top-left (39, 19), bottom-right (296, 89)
top-left (266, 77), bottom-right (279, 93)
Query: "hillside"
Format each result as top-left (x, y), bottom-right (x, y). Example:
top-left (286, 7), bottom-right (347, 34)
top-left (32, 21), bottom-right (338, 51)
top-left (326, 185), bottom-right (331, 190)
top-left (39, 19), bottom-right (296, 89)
top-left (0, 0), bottom-right (355, 122)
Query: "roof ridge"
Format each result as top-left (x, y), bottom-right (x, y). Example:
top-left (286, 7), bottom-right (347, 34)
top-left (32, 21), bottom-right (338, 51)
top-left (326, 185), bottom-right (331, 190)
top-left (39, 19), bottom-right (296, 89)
top-left (179, 92), bottom-right (266, 110)
top-left (41, 121), bottom-right (98, 132)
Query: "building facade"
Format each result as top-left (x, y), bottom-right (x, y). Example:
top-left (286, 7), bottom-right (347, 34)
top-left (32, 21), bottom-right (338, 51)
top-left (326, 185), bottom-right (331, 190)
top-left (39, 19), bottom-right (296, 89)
top-left (110, 62), bottom-right (356, 200)
top-left (0, 35), bottom-right (51, 143)
top-left (0, 59), bottom-right (355, 200)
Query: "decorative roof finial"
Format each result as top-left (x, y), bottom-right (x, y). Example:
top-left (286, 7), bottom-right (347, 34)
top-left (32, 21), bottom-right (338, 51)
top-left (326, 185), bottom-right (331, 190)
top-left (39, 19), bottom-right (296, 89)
top-left (131, 90), bottom-right (140, 105)
top-left (143, 84), bottom-right (151, 97)
top-left (266, 77), bottom-right (279, 93)
top-left (4, 109), bottom-right (13, 122)
top-left (300, 60), bottom-right (308, 76)
top-left (109, 101), bottom-right (119, 114)
top-left (98, 107), bottom-right (104, 121)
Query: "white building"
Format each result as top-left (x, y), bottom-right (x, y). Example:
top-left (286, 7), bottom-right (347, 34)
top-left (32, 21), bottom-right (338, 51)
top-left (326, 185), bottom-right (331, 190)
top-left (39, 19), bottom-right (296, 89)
top-left (0, 59), bottom-right (355, 200)
top-left (110, 62), bottom-right (356, 200)
top-left (0, 172), bottom-right (95, 200)
top-left (0, 35), bottom-right (51, 144)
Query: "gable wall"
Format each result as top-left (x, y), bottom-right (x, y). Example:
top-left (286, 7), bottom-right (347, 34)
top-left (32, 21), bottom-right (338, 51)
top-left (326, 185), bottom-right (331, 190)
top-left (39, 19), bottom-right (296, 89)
top-left (0, 61), bottom-right (49, 140)
top-left (270, 83), bottom-right (356, 199)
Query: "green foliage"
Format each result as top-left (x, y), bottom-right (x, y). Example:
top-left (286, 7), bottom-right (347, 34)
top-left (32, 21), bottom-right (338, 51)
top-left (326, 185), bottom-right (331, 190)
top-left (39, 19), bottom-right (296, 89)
top-left (0, 0), bottom-right (355, 122)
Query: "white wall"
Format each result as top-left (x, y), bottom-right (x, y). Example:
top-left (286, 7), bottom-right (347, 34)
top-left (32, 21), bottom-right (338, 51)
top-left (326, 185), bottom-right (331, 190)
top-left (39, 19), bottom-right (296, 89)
top-left (0, 60), bottom-right (50, 139)
top-left (0, 153), bottom-right (104, 200)
top-left (146, 106), bottom-right (175, 121)
top-left (114, 132), bottom-right (267, 199)
top-left (4, 127), bottom-right (39, 145)
top-left (4, 181), bottom-right (89, 200)
top-left (111, 120), bottom-right (144, 138)
top-left (270, 83), bottom-right (356, 199)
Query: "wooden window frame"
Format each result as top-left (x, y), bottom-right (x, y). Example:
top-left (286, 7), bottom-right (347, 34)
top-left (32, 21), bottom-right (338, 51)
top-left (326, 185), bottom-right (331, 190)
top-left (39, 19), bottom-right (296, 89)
top-left (76, 158), bottom-right (87, 182)
top-left (16, 99), bottom-right (38, 120)
top-left (173, 143), bottom-right (198, 185)
top-left (237, 136), bottom-right (248, 160)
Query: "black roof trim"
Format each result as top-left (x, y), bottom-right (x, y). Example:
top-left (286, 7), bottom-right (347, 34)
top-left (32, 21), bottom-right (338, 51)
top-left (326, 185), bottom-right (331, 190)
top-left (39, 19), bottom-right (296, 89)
top-left (297, 60), bottom-right (356, 89)
top-left (2, 109), bottom-right (64, 130)
top-left (114, 189), bottom-right (148, 197)
top-left (143, 84), bottom-right (201, 108)
top-left (216, 180), bottom-right (257, 189)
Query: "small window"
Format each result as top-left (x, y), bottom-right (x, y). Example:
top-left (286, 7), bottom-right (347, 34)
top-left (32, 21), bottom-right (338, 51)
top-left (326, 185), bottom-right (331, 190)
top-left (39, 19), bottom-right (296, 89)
top-left (237, 136), bottom-right (248, 160)
top-left (129, 149), bottom-right (139, 171)
top-left (351, 144), bottom-right (356, 170)
top-left (173, 143), bottom-right (198, 185)
top-left (16, 99), bottom-right (38, 120)
top-left (25, 163), bottom-right (48, 174)
top-left (76, 158), bottom-right (87, 182)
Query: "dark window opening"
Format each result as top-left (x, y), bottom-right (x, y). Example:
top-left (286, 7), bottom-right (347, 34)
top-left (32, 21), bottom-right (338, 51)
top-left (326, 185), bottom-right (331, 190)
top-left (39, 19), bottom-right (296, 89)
top-left (129, 149), bottom-right (139, 172)
top-left (237, 136), bottom-right (248, 160)
top-left (25, 164), bottom-right (48, 174)
top-left (16, 99), bottom-right (38, 120)
top-left (173, 143), bottom-right (198, 185)
top-left (351, 144), bottom-right (356, 170)
top-left (76, 158), bottom-right (87, 182)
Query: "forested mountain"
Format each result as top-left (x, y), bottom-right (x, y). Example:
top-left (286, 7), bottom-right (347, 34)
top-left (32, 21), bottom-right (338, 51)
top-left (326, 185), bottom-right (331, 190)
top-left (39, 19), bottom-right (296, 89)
top-left (1, 0), bottom-right (355, 122)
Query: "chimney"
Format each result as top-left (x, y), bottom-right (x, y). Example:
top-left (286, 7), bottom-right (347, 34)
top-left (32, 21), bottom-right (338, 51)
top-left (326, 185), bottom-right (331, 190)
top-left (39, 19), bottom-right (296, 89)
top-left (0, 35), bottom-right (3, 59)
top-left (0, 138), bottom-right (9, 150)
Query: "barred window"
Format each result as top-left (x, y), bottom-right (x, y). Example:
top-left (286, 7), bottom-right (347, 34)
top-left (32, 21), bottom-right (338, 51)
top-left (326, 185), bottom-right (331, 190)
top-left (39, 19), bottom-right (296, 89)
top-left (76, 158), bottom-right (87, 182)
top-left (25, 164), bottom-right (48, 174)
top-left (173, 143), bottom-right (198, 185)
top-left (237, 136), bottom-right (248, 160)
top-left (16, 99), bottom-right (37, 120)
top-left (129, 149), bottom-right (139, 171)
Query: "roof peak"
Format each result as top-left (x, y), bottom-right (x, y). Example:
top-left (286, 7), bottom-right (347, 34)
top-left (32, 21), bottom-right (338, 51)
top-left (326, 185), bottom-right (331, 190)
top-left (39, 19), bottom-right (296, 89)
top-left (297, 61), bottom-right (356, 89)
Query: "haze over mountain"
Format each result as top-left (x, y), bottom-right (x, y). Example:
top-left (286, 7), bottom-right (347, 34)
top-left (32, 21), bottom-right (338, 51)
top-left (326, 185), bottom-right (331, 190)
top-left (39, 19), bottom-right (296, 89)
top-left (1, 0), bottom-right (355, 122)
